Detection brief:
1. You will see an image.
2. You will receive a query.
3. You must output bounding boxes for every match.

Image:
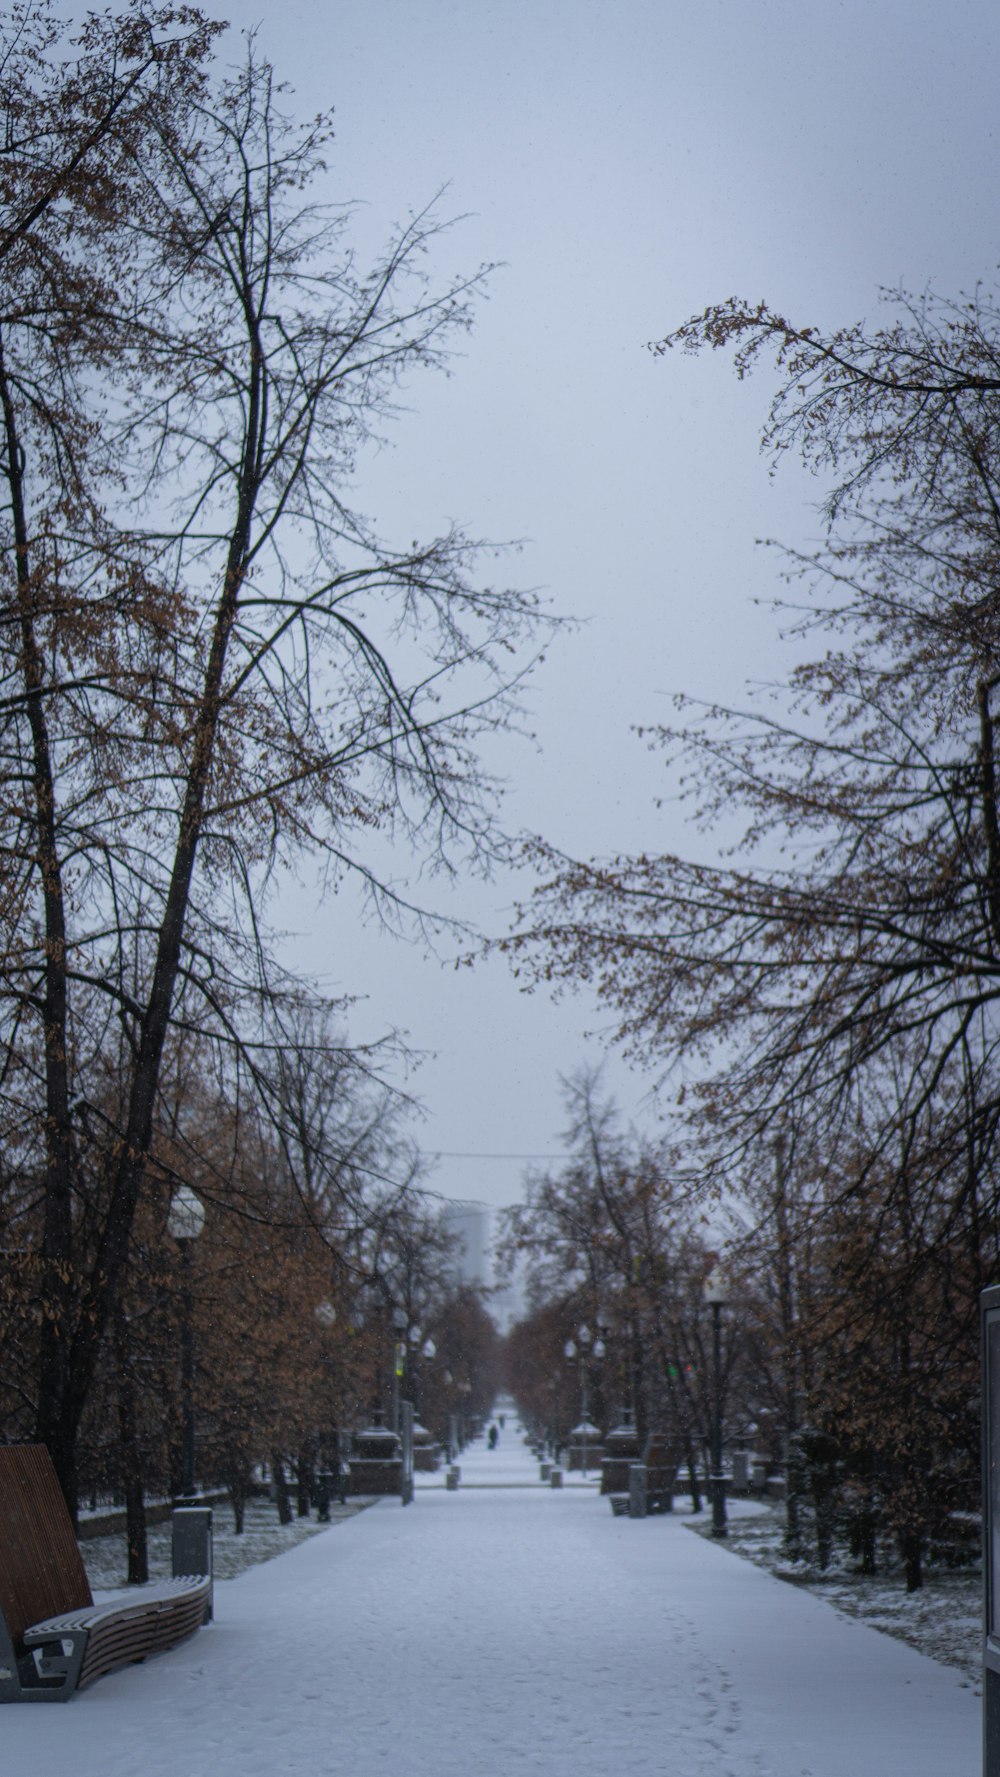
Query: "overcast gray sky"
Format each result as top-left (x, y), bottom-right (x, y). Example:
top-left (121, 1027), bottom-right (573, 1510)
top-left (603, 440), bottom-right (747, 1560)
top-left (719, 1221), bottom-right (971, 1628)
top-left (211, 0), bottom-right (1000, 1209)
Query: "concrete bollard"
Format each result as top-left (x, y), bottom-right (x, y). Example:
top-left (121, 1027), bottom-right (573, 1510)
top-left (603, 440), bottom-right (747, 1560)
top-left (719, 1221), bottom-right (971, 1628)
top-left (628, 1463), bottom-right (648, 1519)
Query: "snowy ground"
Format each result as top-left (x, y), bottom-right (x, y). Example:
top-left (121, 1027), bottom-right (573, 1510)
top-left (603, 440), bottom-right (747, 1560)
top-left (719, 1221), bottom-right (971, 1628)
top-left (81, 1495), bottom-right (364, 1589)
top-left (4, 1415), bottom-right (981, 1776)
top-left (689, 1498), bottom-right (982, 1686)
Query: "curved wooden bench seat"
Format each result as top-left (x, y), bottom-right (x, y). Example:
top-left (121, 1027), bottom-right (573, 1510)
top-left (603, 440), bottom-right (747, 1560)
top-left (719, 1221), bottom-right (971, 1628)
top-left (0, 1445), bottom-right (210, 1701)
top-left (20, 1574), bottom-right (212, 1696)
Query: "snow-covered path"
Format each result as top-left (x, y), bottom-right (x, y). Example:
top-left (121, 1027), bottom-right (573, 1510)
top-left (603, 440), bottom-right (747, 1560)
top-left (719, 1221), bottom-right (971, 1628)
top-left (3, 1421), bottom-right (980, 1776)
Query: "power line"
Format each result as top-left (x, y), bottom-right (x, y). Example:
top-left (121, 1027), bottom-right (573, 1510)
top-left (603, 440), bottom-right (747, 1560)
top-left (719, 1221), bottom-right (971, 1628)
top-left (429, 1150), bottom-right (572, 1161)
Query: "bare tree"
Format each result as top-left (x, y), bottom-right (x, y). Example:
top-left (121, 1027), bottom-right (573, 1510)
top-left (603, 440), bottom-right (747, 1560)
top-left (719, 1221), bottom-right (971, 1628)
top-left (0, 12), bottom-right (545, 1509)
top-left (507, 284), bottom-right (1000, 1183)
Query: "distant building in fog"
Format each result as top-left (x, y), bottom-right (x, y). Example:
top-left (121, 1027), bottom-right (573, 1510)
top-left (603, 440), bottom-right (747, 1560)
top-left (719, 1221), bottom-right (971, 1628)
top-left (440, 1198), bottom-right (523, 1333)
top-left (441, 1199), bottom-right (492, 1289)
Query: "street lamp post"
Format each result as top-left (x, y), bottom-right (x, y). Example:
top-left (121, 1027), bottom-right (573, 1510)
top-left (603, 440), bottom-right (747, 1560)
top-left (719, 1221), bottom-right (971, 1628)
top-left (167, 1186), bottom-right (205, 1504)
top-left (563, 1334), bottom-right (577, 1467)
top-left (565, 1323), bottom-right (605, 1476)
top-left (411, 1335), bottom-right (435, 1418)
top-left (604, 1300), bottom-right (636, 1433)
top-left (704, 1267), bottom-right (729, 1538)
top-left (407, 1321), bottom-right (422, 1411)
top-left (390, 1305), bottom-right (407, 1432)
top-left (577, 1324), bottom-right (591, 1448)
top-left (458, 1377), bottom-right (472, 1449)
top-left (314, 1298), bottom-right (337, 1521)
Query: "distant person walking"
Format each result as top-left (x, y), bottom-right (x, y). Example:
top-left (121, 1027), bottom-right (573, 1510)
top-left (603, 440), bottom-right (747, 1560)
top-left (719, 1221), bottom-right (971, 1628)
top-left (488, 1424), bottom-right (499, 1449)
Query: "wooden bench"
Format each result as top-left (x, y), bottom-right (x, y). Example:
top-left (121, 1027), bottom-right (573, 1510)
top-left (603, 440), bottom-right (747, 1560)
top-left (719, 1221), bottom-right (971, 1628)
top-left (0, 1444), bottom-right (211, 1701)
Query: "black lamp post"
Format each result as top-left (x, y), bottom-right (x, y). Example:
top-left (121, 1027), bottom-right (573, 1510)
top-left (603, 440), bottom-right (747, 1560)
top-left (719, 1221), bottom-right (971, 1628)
top-left (568, 1336), bottom-right (582, 1457)
top-left (704, 1267), bottom-right (729, 1538)
top-left (390, 1305), bottom-right (407, 1432)
top-left (605, 1299), bottom-right (636, 1432)
top-left (406, 1320), bottom-right (422, 1410)
top-left (167, 1186), bottom-right (205, 1504)
top-left (410, 1333), bottom-right (435, 1418)
top-left (564, 1323), bottom-right (605, 1476)
top-left (458, 1377), bottom-right (471, 1449)
top-left (314, 1298), bottom-right (338, 1518)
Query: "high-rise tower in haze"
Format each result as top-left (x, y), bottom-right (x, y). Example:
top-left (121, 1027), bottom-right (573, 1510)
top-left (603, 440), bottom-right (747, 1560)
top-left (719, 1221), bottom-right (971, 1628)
top-left (440, 1199), bottom-right (492, 1289)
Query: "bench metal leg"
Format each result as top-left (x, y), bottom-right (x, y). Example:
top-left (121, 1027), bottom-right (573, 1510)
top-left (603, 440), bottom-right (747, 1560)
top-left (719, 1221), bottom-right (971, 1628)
top-left (23, 1628), bottom-right (86, 1698)
top-left (0, 1614), bottom-right (86, 1701)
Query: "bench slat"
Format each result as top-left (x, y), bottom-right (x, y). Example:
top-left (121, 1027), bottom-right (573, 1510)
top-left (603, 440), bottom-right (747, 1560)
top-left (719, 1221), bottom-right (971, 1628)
top-left (29, 1575), bottom-right (209, 1637)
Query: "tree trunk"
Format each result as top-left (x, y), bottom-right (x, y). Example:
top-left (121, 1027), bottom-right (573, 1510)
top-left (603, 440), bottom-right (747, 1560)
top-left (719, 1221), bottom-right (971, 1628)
top-left (227, 1464), bottom-right (247, 1534)
top-left (114, 1308), bottom-right (148, 1584)
top-left (849, 1497), bottom-right (878, 1574)
top-left (684, 1437), bottom-right (702, 1513)
top-left (774, 1135), bottom-right (805, 1562)
top-left (814, 1487), bottom-right (834, 1572)
top-left (0, 341), bottom-right (77, 1519)
top-left (296, 1445), bottom-right (313, 1517)
top-left (57, 335), bottom-right (263, 1508)
top-left (271, 1453), bottom-right (292, 1525)
top-left (901, 1530), bottom-right (923, 1593)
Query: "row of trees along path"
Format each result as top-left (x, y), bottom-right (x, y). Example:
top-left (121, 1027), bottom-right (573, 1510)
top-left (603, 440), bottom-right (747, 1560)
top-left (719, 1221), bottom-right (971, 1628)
top-left (504, 290), bottom-right (1000, 1589)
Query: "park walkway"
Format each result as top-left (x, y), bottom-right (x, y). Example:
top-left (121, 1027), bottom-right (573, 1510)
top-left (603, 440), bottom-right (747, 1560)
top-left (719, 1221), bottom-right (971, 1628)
top-left (2, 1416), bottom-right (981, 1777)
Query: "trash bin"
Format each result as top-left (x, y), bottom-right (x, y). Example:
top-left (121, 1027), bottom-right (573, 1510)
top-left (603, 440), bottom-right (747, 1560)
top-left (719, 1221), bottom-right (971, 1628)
top-left (172, 1506), bottom-right (213, 1623)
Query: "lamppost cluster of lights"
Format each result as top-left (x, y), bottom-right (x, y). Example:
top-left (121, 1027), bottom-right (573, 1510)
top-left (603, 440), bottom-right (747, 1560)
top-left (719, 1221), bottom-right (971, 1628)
top-left (703, 1267), bottom-right (729, 1539)
top-left (389, 1305), bottom-right (437, 1431)
top-left (563, 1320), bottom-right (606, 1476)
top-left (312, 1297), bottom-right (341, 1516)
